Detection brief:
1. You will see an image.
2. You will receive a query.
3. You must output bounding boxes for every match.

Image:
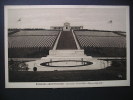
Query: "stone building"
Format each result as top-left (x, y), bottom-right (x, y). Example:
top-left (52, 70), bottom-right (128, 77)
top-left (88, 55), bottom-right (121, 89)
top-left (50, 22), bottom-right (83, 31)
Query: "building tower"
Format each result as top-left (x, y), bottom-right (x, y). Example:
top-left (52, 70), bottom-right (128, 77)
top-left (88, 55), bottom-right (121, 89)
top-left (63, 22), bottom-right (71, 31)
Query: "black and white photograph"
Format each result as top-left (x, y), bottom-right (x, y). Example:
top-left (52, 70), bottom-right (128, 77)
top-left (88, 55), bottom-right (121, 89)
top-left (4, 5), bottom-right (130, 88)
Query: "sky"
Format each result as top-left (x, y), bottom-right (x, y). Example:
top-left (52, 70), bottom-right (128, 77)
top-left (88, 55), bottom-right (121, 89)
top-left (8, 7), bottom-right (127, 31)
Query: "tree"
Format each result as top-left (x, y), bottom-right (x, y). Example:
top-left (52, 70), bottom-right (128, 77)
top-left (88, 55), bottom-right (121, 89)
top-left (18, 62), bottom-right (29, 71)
top-left (9, 59), bottom-right (20, 71)
top-left (9, 60), bottom-right (29, 71)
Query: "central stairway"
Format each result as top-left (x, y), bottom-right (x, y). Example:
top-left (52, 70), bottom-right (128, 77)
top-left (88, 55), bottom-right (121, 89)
top-left (56, 31), bottom-right (77, 49)
top-left (47, 30), bottom-right (86, 57)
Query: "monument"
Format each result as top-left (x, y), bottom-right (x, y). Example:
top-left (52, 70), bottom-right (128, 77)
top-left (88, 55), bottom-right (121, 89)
top-left (50, 22), bottom-right (83, 31)
top-left (48, 22), bottom-right (85, 57)
top-left (63, 22), bottom-right (71, 31)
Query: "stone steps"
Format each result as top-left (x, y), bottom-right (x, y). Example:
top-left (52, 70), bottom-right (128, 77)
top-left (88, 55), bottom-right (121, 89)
top-left (48, 50), bottom-right (86, 57)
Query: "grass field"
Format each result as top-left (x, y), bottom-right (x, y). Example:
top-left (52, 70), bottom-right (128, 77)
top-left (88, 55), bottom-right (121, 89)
top-left (9, 60), bottom-right (126, 82)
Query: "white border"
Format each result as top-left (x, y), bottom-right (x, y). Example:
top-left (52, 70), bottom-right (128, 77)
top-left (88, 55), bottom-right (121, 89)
top-left (4, 5), bottom-right (130, 88)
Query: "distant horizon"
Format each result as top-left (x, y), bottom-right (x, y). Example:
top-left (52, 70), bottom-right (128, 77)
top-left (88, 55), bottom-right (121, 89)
top-left (8, 28), bottom-right (126, 32)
